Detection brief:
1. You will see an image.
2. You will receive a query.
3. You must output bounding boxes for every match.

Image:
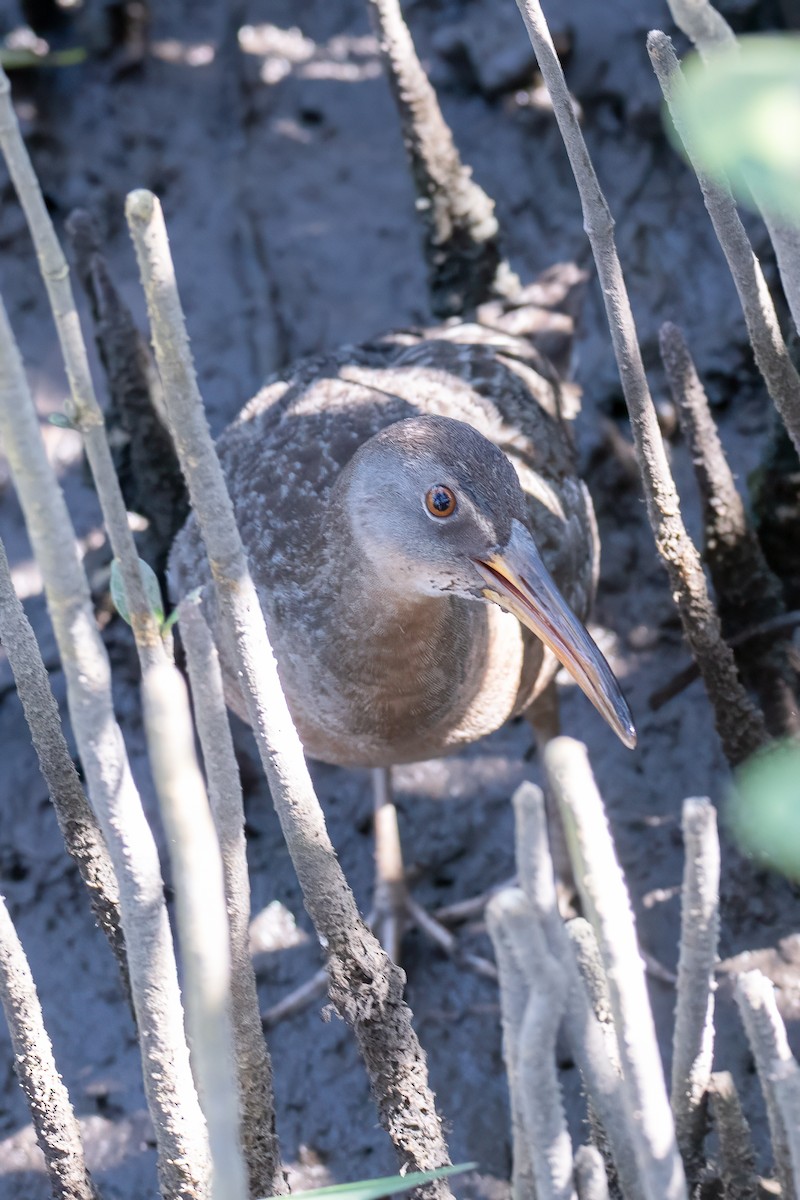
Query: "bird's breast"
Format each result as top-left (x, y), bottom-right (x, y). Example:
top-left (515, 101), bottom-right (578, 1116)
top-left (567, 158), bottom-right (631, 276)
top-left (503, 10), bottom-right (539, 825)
top-left (274, 594), bottom-right (542, 768)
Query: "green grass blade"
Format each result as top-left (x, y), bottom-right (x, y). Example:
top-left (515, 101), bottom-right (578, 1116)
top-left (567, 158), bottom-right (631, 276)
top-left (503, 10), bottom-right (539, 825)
top-left (259, 1161), bottom-right (476, 1200)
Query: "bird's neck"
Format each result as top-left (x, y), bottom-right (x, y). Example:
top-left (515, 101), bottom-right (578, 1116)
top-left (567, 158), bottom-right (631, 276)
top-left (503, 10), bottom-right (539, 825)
top-left (313, 508), bottom-right (460, 669)
top-left (294, 506), bottom-right (487, 757)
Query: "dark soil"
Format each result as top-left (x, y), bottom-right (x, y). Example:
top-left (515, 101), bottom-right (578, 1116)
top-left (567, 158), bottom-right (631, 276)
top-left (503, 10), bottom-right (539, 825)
top-left (1, 1), bottom-right (799, 1196)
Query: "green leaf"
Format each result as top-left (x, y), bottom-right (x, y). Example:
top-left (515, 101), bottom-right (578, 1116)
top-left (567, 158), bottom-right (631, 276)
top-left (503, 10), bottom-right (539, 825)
top-left (48, 412), bottom-right (75, 429)
top-left (109, 557), bottom-right (165, 627)
top-left (670, 36), bottom-right (800, 224)
top-left (0, 46), bottom-right (86, 70)
top-left (728, 740), bottom-right (800, 880)
top-left (258, 1163), bottom-right (476, 1200)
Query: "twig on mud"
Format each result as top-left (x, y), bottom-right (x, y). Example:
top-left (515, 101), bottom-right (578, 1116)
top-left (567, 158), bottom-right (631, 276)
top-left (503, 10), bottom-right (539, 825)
top-left (573, 1146), bottom-right (609, 1200)
top-left (487, 888), bottom-right (574, 1200)
top-left (649, 611), bottom-right (800, 710)
top-left (734, 971), bottom-right (799, 1198)
top-left (513, 0), bottom-right (768, 767)
top-left (0, 537), bottom-right (130, 1006)
top-left (659, 322), bottom-right (798, 736)
top-left (0, 895), bottom-right (99, 1200)
top-left (366, 0), bottom-right (519, 317)
top-left (670, 798), bottom-right (719, 1188)
top-left (142, 661), bottom-right (248, 1200)
top-left (180, 594), bottom-right (285, 1198)
top-left (261, 967), bottom-right (329, 1029)
top-left (648, 33), bottom-right (800, 460)
top-left (512, 784), bottom-right (644, 1200)
top-left (707, 1072), bottom-right (759, 1200)
top-left (664, 0), bottom-right (800, 338)
top-left (125, 188), bottom-right (454, 1200)
top-left (0, 294), bottom-right (210, 1200)
top-left (0, 66), bottom-right (166, 668)
top-left (542, 738), bottom-right (688, 1200)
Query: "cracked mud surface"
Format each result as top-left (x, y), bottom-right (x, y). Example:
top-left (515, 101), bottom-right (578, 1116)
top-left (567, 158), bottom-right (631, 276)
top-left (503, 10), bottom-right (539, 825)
top-left (1, 1), bottom-right (798, 1195)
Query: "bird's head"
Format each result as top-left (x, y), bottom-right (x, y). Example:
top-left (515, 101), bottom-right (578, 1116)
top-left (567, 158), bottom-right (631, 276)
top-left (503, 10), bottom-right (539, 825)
top-left (339, 414), bottom-right (636, 749)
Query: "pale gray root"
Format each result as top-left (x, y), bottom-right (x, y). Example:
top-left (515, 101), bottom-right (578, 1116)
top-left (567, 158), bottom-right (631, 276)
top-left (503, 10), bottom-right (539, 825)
top-left (648, 33), bottom-right (800, 460)
top-left (0, 895), bottom-right (98, 1200)
top-left (143, 662), bottom-right (248, 1200)
top-left (760, 214), bottom-right (800, 340)
top-left (771, 1065), bottom-right (800, 1199)
top-left (563, 912), bottom-right (618, 1185)
top-left (0, 537), bottom-right (130, 1006)
top-left (665, 0), bottom-right (735, 51)
top-left (563, 920), bottom-right (618, 1072)
top-left (574, 1146), bottom-right (610, 1200)
top-left (487, 889), bottom-right (575, 1200)
top-left (542, 738), bottom-right (688, 1200)
top-left (486, 889), bottom-right (536, 1200)
top-left (707, 1072), bottom-right (758, 1200)
top-left (524, 684), bottom-right (574, 905)
top-left (0, 66), bottom-right (165, 669)
top-left (670, 799), bottom-right (720, 1189)
top-left (365, 0), bottom-right (520, 318)
top-left (733, 971), bottom-right (797, 1198)
top-left (125, 189), bottom-right (454, 1200)
top-left (513, 0), bottom-right (767, 767)
top-left (0, 295), bottom-right (209, 1200)
top-left (512, 784), bottom-right (644, 1200)
top-left (178, 596), bottom-right (285, 1198)
top-left (517, 966), bottom-right (575, 1200)
top-left (659, 322), bottom-right (798, 737)
top-left (665, 0), bottom-right (800, 336)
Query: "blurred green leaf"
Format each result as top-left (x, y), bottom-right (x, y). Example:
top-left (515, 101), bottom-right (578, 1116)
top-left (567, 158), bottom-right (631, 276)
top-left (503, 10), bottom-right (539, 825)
top-left (110, 557), bottom-right (164, 628)
top-left (728, 740), bottom-right (800, 879)
top-left (48, 412), bottom-right (75, 429)
top-left (259, 1163), bottom-right (476, 1200)
top-left (670, 36), bottom-right (800, 223)
top-left (0, 46), bottom-right (86, 69)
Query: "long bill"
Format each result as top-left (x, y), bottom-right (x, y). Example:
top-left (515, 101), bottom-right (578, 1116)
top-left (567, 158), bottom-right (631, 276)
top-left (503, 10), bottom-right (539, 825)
top-left (474, 519), bottom-right (637, 749)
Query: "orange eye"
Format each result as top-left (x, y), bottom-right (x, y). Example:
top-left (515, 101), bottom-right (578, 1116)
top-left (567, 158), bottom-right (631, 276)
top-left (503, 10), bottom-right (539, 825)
top-left (425, 485), bottom-right (457, 518)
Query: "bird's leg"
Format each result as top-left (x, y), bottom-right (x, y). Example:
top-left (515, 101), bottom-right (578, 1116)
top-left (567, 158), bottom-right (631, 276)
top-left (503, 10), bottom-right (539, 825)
top-left (372, 766), bottom-right (409, 964)
top-left (371, 769), bottom-right (499, 976)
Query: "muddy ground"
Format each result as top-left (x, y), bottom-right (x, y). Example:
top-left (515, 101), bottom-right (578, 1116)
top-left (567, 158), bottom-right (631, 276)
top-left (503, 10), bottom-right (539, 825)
top-left (1, 0), bottom-right (799, 1196)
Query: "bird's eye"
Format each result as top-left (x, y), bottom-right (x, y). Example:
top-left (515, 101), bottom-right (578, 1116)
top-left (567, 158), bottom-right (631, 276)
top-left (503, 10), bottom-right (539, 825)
top-left (425, 485), bottom-right (457, 518)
